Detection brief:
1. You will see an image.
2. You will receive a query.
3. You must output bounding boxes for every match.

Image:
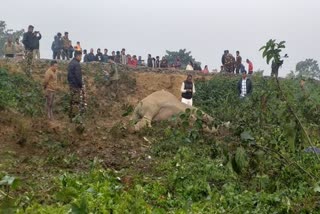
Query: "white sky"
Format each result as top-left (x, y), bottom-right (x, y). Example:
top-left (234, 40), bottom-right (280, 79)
top-left (2, 0), bottom-right (320, 76)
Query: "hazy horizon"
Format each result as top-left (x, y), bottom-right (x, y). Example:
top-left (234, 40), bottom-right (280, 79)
top-left (2, 0), bottom-right (320, 76)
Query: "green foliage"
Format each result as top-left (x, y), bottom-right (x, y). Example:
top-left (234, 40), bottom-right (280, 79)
top-left (0, 68), bottom-right (43, 116)
top-left (2, 72), bottom-right (320, 213)
top-left (0, 20), bottom-right (24, 57)
top-left (164, 49), bottom-right (201, 68)
top-left (259, 39), bottom-right (286, 64)
top-left (295, 58), bottom-right (320, 80)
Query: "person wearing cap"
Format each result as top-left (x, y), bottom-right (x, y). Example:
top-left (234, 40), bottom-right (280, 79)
top-left (22, 25), bottom-right (35, 75)
top-left (237, 70), bottom-right (252, 98)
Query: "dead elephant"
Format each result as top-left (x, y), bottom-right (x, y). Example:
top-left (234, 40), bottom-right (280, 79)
top-left (130, 90), bottom-right (216, 132)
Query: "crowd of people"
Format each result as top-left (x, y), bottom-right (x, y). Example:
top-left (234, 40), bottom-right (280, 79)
top-left (220, 50), bottom-right (254, 75)
top-left (2, 26), bottom-right (212, 74)
top-left (2, 25), bottom-right (257, 121)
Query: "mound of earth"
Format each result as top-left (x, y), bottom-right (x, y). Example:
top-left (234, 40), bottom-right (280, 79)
top-left (0, 59), bottom-right (213, 176)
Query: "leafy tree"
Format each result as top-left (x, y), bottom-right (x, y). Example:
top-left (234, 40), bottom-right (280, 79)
top-left (295, 59), bottom-right (320, 80)
top-left (0, 20), bottom-right (24, 57)
top-left (164, 49), bottom-right (201, 69)
top-left (259, 39), bottom-right (286, 77)
top-left (259, 39), bottom-right (286, 65)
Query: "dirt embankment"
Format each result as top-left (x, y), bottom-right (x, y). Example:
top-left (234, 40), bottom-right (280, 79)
top-left (0, 59), bottom-right (212, 175)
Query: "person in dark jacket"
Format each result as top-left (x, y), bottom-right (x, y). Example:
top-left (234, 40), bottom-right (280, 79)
top-left (102, 49), bottom-right (109, 63)
top-left (235, 51), bottom-right (242, 74)
top-left (96, 48), bottom-right (103, 62)
top-left (237, 71), bottom-right (252, 98)
top-left (22, 25), bottom-right (36, 75)
top-left (109, 51), bottom-right (115, 62)
top-left (32, 31), bottom-right (42, 59)
top-left (52, 33), bottom-right (63, 60)
top-left (83, 49), bottom-right (88, 62)
top-left (22, 25), bottom-right (35, 51)
top-left (114, 51), bottom-right (121, 63)
top-left (87, 48), bottom-right (96, 62)
top-left (181, 74), bottom-right (196, 106)
top-left (147, 54), bottom-right (153, 68)
top-left (221, 50), bottom-right (228, 66)
top-left (155, 56), bottom-right (160, 68)
top-left (68, 51), bottom-right (84, 120)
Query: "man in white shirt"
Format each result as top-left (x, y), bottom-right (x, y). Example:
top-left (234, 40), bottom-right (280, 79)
top-left (181, 74), bottom-right (196, 106)
top-left (237, 71), bottom-right (252, 98)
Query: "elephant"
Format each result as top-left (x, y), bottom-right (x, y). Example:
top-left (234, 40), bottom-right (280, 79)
top-left (130, 90), bottom-right (216, 132)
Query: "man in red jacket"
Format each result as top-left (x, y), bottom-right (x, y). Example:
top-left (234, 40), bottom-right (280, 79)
top-left (246, 59), bottom-right (253, 74)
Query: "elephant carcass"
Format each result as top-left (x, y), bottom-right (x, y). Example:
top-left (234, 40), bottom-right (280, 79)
top-left (130, 90), bottom-right (215, 132)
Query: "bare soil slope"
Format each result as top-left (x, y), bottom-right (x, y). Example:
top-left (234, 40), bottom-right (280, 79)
top-left (0, 59), bottom-right (212, 177)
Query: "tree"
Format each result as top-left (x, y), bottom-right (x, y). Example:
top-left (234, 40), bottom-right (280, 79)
top-left (164, 49), bottom-right (201, 69)
top-left (0, 20), bottom-right (24, 57)
top-left (259, 39), bottom-right (286, 65)
top-left (259, 39), bottom-right (287, 77)
top-left (295, 59), bottom-right (320, 80)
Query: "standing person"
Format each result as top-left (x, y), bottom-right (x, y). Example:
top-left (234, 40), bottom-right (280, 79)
top-left (147, 54), bottom-right (153, 68)
top-left (235, 51), bottom-right (242, 74)
top-left (175, 57), bottom-right (182, 69)
top-left (224, 51), bottom-right (235, 73)
top-left (120, 48), bottom-right (127, 65)
top-left (138, 56), bottom-right (143, 66)
top-left (3, 36), bottom-right (15, 58)
top-left (237, 71), bottom-right (252, 98)
top-left (67, 51), bottom-right (84, 120)
top-left (202, 65), bottom-right (209, 74)
top-left (83, 49), bottom-right (88, 62)
top-left (32, 30), bottom-right (42, 59)
top-left (22, 25), bottom-right (35, 75)
top-left (96, 48), bottom-right (103, 62)
top-left (15, 38), bottom-right (25, 60)
top-left (221, 50), bottom-right (228, 66)
top-left (186, 61), bottom-right (194, 71)
top-left (155, 56), bottom-right (160, 68)
top-left (87, 48), bottom-right (96, 62)
top-left (160, 57), bottom-right (168, 68)
top-left (68, 41), bottom-right (74, 59)
top-left (181, 74), bottom-right (196, 106)
top-left (246, 59), bottom-right (253, 75)
top-left (74, 41), bottom-right (82, 52)
top-left (43, 60), bottom-right (59, 120)
top-left (114, 51), bottom-right (121, 63)
top-left (131, 55), bottom-right (138, 67)
top-left (109, 51), bottom-right (115, 61)
top-left (62, 32), bottom-right (71, 60)
top-left (52, 33), bottom-right (63, 60)
top-left (103, 49), bottom-right (109, 62)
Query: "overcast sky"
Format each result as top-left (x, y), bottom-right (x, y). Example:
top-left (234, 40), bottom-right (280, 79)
top-left (2, 0), bottom-right (320, 76)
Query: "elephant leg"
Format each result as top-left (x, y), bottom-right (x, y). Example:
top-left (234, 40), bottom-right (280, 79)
top-left (133, 103), bottom-right (158, 132)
